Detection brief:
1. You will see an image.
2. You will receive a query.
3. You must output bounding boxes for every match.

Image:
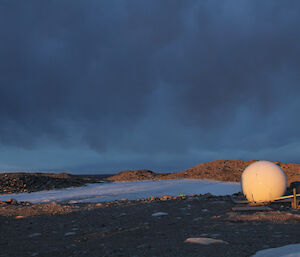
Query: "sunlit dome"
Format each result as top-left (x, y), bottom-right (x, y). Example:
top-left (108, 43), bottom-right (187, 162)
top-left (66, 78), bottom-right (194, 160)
top-left (241, 160), bottom-right (287, 203)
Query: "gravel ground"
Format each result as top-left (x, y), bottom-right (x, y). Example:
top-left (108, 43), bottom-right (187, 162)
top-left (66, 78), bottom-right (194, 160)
top-left (0, 194), bottom-right (299, 257)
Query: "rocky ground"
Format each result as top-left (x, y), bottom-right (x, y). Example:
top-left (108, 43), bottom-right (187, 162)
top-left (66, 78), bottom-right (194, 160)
top-left (0, 194), bottom-right (299, 257)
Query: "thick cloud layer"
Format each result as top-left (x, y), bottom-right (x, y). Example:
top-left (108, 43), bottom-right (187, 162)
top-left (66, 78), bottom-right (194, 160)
top-left (1, 1), bottom-right (300, 172)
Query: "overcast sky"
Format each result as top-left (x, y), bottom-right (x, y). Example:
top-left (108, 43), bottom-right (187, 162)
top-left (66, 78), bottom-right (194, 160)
top-left (1, 0), bottom-right (300, 173)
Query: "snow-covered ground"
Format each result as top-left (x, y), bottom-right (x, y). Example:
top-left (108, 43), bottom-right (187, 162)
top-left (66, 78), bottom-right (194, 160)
top-left (0, 179), bottom-right (240, 203)
top-left (251, 244), bottom-right (300, 257)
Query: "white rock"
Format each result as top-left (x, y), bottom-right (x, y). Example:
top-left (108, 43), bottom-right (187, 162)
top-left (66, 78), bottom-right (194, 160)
top-left (185, 237), bottom-right (228, 245)
top-left (28, 233), bottom-right (41, 238)
top-left (152, 212), bottom-right (168, 217)
top-left (64, 232), bottom-right (76, 236)
top-left (193, 217), bottom-right (203, 221)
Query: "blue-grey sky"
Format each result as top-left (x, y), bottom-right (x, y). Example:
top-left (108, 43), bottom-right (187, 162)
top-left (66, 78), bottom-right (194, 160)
top-left (1, 0), bottom-right (300, 173)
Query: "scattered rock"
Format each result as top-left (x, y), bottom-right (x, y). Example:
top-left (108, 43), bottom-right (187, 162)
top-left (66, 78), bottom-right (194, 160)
top-left (6, 198), bottom-right (17, 205)
top-left (152, 212), bottom-right (168, 217)
top-left (177, 194), bottom-right (187, 199)
top-left (136, 243), bottom-right (149, 248)
top-left (184, 237), bottom-right (228, 245)
top-left (160, 195), bottom-right (173, 201)
top-left (65, 232), bottom-right (76, 236)
top-left (193, 217), bottom-right (203, 221)
top-left (28, 233), bottom-right (41, 238)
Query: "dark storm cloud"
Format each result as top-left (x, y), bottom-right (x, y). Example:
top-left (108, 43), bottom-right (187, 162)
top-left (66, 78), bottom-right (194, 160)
top-left (1, 0), bottom-right (300, 171)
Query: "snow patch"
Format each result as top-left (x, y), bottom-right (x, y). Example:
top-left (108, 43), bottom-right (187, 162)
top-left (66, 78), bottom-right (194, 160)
top-left (251, 244), bottom-right (300, 257)
top-left (0, 179), bottom-right (240, 204)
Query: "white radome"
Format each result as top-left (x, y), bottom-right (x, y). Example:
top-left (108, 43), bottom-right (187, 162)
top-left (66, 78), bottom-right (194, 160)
top-left (241, 161), bottom-right (287, 203)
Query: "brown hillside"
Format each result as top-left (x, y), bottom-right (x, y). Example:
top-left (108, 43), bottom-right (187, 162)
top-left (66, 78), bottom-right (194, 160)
top-left (108, 160), bottom-right (300, 186)
top-left (164, 160), bottom-right (255, 182)
top-left (107, 169), bottom-right (168, 182)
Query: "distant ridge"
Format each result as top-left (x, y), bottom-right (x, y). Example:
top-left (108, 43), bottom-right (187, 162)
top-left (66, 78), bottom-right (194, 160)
top-left (108, 160), bottom-right (300, 186)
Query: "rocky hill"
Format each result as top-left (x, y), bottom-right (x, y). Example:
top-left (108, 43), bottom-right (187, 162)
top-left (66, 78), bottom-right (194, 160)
top-left (107, 169), bottom-right (169, 182)
top-left (108, 160), bottom-right (300, 186)
top-left (0, 172), bottom-right (99, 195)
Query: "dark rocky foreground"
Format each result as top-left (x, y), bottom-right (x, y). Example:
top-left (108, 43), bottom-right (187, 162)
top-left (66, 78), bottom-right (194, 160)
top-left (0, 194), bottom-right (299, 257)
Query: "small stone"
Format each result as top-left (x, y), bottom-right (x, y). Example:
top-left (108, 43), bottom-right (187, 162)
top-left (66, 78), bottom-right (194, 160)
top-left (152, 212), bottom-right (168, 217)
top-left (193, 217), bottom-right (203, 221)
top-left (185, 237), bottom-right (228, 245)
top-left (65, 232), bottom-right (76, 236)
top-left (160, 195), bottom-right (172, 201)
top-left (28, 233), bottom-right (41, 238)
top-left (136, 244), bottom-right (149, 248)
top-left (200, 233), bottom-right (208, 236)
top-left (6, 198), bottom-right (17, 205)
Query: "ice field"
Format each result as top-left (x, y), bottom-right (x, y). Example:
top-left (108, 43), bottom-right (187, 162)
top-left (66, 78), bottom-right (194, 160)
top-left (0, 179), bottom-right (240, 203)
